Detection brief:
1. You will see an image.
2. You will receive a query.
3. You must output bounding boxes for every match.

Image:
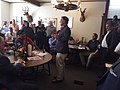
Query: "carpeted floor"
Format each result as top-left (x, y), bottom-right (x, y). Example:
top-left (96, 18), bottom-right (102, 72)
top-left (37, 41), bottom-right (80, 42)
top-left (23, 59), bottom-right (104, 90)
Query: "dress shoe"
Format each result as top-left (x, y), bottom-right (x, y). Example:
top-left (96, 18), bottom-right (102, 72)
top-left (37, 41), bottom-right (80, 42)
top-left (52, 78), bottom-right (63, 83)
top-left (52, 76), bottom-right (64, 80)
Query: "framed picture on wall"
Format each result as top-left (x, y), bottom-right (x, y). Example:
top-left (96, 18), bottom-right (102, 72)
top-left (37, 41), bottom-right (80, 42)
top-left (39, 17), bottom-right (57, 28)
top-left (68, 17), bottom-right (73, 29)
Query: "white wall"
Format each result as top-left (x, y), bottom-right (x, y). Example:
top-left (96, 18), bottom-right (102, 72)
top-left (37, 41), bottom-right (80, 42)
top-left (10, 2), bottom-right (106, 41)
top-left (1, 1), bottom-right (10, 26)
top-left (0, 1), bottom-right (1, 27)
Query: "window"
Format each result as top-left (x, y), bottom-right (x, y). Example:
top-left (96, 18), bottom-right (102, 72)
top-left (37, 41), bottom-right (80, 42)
top-left (108, 0), bottom-right (120, 18)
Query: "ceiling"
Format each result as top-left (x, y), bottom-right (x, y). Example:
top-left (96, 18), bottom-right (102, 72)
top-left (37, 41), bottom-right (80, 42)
top-left (2, 0), bottom-right (106, 6)
top-left (2, 0), bottom-right (106, 3)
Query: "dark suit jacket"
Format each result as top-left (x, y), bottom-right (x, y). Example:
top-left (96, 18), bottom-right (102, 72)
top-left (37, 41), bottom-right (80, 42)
top-left (100, 30), bottom-right (120, 62)
top-left (96, 57), bottom-right (120, 90)
top-left (106, 30), bottom-right (120, 52)
top-left (0, 55), bottom-right (22, 86)
top-left (56, 25), bottom-right (71, 54)
top-left (22, 26), bottom-right (35, 42)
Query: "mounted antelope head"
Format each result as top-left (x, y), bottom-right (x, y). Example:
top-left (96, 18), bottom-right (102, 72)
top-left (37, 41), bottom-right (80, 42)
top-left (22, 7), bottom-right (33, 23)
top-left (80, 8), bottom-right (86, 22)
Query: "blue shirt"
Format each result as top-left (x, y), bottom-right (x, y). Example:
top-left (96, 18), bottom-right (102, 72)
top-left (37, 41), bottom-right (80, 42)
top-left (87, 39), bottom-right (99, 52)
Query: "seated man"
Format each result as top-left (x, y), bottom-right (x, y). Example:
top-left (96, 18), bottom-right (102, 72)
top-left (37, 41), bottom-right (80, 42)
top-left (79, 33), bottom-right (99, 67)
top-left (68, 36), bottom-right (76, 45)
top-left (5, 27), bottom-right (16, 42)
top-left (15, 33), bottom-right (34, 49)
top-left (0, 36), bottom-right (39, 90)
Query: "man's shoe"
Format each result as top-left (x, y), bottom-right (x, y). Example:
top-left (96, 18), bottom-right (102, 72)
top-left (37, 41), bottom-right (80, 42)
top-left (52, 79), bottom-right (63, 83)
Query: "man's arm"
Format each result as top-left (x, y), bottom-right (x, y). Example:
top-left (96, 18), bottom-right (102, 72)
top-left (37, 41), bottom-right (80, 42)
top-left (59, 27), bottom-right (71, 42)
top-left (0, 56), bottom-right (23, 76)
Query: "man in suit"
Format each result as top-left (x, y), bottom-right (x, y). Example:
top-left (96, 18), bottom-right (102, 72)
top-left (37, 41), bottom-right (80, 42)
top-left (100, 20), bottom-right (119, 64)
top-left (0, 36), bottom-right (39, 90)
top-left (96, 25), bottom-right (120, 90)
top-left (52, 16), bottom-right (71, 83)
top-left (21, 21), bottom-right (35, 42)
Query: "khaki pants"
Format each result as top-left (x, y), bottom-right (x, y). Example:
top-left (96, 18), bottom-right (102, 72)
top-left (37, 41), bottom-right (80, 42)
top-left (55, 53), bottom-right (67, 80)
top-left (79, 51), bottom-right (91, 66)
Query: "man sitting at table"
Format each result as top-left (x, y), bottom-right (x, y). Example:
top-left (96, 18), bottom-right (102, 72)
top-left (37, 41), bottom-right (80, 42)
top-left (68, 36), bottom-right (76, 45)
top-left (0, 36), bottom-right (39, 90)
top-left (5, 27), bottom-right (16, 42)
top-left (79, 33), bottom-right (99, 68)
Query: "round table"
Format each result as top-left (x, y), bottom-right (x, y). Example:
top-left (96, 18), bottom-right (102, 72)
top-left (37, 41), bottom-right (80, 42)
top-left (25, 52), bottom-right (52, 68)
top-left (8, 52), bottom-right (52, 75)
top-left (9, 52), bottom-right (52, 67)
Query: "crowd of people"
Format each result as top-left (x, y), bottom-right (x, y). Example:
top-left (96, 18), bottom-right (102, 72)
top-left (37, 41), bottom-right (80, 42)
top-left (0, 15), bottom-right (120, 90)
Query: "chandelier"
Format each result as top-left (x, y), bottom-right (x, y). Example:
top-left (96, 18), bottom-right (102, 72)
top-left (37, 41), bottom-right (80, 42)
top-left (51, 0), bottom-right (81, 11)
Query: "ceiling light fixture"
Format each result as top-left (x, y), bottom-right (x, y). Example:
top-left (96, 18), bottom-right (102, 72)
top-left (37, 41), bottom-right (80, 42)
top-left (51, 0), bottom-right (81, 11)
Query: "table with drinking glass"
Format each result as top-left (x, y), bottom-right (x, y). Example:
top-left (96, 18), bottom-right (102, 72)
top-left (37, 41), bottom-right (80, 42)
top-left (69, 44), bottom-right (86, 50)
top-left (9, 50), bottom-right (52, 75)
top-left (68, 44), bottom-right (86, 64)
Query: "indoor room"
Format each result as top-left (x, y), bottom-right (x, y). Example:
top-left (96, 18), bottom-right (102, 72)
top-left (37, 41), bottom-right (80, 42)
top-left (0, 0), bottom-right (120, 90)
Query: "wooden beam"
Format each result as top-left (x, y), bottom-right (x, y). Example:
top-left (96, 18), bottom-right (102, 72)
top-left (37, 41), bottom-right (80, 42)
top-left (81, 0), bottom-right (106, 2)
top-left (24, 0), bottom-right (40, 6)
top-left (26, 0), bottom-right (106, 3)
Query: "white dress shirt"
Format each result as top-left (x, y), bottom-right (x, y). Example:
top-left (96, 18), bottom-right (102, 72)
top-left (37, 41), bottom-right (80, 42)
top-left (101, 31), bottom-right (110, 48)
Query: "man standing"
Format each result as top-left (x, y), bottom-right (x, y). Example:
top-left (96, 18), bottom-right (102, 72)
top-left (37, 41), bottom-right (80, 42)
top-left (96, 25), bottom-right (120, 90)
top-left (46, 21), bottom-right (56, 38)
top-left (100, 20), bottom-right (119, 63)
top-left (112, 15), bottom-right (120, 30)
top-left (21, 21), bottom-right (35, 42)
top-left (11, 19), bottom-right (19, 33)
top-left (52, 16), bottom-right (71, 83)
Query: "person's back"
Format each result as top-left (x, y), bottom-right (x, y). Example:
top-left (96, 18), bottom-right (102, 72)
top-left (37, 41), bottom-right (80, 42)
top-left (21, 21), bottom-right (35, 42)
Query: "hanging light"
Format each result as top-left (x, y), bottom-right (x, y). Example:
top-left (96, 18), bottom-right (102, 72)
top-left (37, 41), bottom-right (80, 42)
top-left (51, 0), bottom-right (81, 11)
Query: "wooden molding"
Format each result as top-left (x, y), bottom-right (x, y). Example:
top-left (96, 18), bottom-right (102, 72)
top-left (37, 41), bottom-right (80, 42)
top-left (24, 0), bottom-right (40, 6)
top-left (81, 0), bottom-right (106, 2)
